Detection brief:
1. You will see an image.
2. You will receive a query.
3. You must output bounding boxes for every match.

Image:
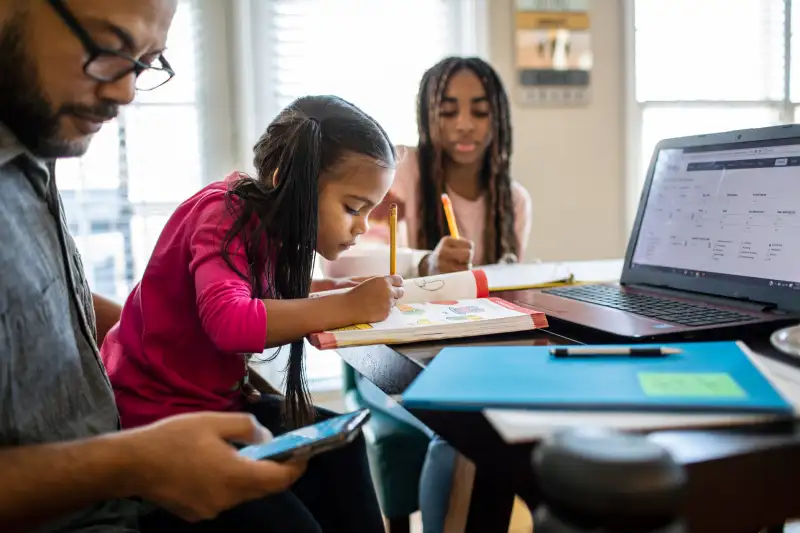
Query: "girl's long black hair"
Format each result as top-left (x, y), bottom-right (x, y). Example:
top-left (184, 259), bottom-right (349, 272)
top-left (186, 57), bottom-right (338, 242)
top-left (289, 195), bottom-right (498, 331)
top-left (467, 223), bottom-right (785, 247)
top-left (221, 95), bottom-right (395, 428)
top-left (416, 57), bottom-right (515, 264)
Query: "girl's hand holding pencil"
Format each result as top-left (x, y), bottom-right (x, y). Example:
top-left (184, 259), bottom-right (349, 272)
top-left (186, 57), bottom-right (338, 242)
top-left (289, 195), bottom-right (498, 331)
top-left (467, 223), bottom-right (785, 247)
top-left (421, 237), bottom-right (474, 275)
top-left (418, 194), bottom-right (474, 275)
top-left (344, 275), bottom-right (404, 324)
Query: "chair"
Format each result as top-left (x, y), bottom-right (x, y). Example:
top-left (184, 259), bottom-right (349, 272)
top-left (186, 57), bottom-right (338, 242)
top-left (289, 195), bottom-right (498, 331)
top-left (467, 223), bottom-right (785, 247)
top-left (342, 362), bottom-right (430, 533)
top-left (532, 427), bottom-right (687, 533)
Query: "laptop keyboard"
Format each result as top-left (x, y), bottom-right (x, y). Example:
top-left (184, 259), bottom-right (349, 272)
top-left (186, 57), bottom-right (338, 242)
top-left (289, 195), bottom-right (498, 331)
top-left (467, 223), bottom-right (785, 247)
top-left (542, 285), bottom-right (757, 327)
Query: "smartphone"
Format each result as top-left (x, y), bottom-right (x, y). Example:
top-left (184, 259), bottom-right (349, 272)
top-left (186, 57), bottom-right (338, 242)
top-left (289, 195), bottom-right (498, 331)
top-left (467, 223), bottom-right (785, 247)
top-left (238, 409), bottom-right (371, 462)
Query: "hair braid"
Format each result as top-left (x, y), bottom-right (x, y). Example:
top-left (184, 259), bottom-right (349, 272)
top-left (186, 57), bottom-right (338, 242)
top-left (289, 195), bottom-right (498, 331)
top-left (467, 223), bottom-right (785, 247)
top-left (222, 95), bottom-right (395, 428)
top-left (416, 57), bottom-right (517, 263)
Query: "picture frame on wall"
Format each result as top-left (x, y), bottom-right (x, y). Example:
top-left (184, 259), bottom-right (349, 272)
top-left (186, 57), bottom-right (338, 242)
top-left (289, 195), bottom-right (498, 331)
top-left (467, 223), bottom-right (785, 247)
top-left (514, 0), bottom-right (593, 106)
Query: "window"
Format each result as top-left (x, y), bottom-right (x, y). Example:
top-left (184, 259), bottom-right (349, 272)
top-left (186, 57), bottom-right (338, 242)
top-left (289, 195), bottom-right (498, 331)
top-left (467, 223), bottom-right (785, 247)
top-left (59, 0), bottom-right (206, 302)
top-left (631, 0), bottom-right (797, 204)
top-left (264, 0), bottom-right (479, 146)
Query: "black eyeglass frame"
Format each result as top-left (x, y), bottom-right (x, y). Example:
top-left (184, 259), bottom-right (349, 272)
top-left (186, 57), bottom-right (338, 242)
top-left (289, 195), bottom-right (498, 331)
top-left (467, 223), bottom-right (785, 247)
top-left (46, 0), bottom-right (175, 91)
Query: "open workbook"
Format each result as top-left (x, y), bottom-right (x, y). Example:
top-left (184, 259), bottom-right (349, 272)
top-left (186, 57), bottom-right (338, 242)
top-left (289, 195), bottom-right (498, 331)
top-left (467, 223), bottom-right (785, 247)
top-left (308, 270), bottom-right (548, 349)
top-left (481, 258), bottom-right (624, 291)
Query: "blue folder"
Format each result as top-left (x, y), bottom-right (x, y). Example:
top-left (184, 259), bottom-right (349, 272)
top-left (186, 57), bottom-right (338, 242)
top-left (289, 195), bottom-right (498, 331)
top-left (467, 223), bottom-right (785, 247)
top-left (401, 342), bottom-right (793, 415)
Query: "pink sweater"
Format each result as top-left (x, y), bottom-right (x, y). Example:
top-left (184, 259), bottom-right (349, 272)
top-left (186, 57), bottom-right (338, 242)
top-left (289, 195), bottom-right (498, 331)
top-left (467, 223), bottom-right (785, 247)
top-left (101, 173), bottom-right (268, 429)
top-left (392, 147), bottom-right (532, 262)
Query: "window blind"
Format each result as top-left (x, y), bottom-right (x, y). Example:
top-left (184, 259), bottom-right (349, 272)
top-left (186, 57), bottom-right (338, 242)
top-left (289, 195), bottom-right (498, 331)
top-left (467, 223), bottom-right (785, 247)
top-left (59, 0), bottom-right (205, 302)
top-left (635, 0), bottom-right (785, 102)
top-left (632, 0), bottom-right (791, 192)
top-left (266, 0), bottom-right (460, 146)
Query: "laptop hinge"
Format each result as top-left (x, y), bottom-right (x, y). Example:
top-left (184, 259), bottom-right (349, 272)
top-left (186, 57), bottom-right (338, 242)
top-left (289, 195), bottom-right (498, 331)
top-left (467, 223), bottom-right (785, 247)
top-left (629, 283), bottom-right (781, 314)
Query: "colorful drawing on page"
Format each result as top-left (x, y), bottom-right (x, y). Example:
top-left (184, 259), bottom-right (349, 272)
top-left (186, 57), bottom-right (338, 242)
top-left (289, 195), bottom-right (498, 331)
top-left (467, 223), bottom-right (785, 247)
top-left (430, 300), bottom-right (459, 305)
top-left (332, 323), bottom-right (373, 332)
top-left (397, 304), bottom-right (424, 314)
top-left (449, 305), bottom-right (485, 315)
top-left (445, 315), bottom-right (482, 322)
top-left (416, 318), bottom-right (437, 326)
top-left (413, 278), bottom-right (445, 292)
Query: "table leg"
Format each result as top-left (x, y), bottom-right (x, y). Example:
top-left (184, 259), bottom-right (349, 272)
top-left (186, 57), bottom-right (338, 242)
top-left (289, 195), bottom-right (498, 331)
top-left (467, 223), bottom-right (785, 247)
top-left (443, 453), bottom-right (475, 533)
top-left (463, 467), bottom-right (516, 533)
top-left (440, 454), bottom-right (516, 533)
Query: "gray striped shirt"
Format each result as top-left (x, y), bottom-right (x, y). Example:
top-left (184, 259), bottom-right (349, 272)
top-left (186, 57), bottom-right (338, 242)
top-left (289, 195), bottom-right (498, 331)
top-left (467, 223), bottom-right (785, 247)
top-left (0, 124), bottom-right (140, 532)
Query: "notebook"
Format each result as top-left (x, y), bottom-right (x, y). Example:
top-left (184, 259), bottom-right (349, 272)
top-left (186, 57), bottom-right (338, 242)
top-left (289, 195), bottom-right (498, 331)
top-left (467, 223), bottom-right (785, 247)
top-left (481, 259), bottom-right (624, 292)
top-left (308, 270), bottom-right (548, 350)
top-left (401, 341), bottom-right (794, 415)
top-left (484, 342), bottom-right (800, 442)
top-left (482, 262), bottom-right (575, 291)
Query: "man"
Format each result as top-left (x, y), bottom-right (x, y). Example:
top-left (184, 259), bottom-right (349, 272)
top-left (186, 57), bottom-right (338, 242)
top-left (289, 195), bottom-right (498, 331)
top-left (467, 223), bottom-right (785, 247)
top-left (0, 1), bottom-right (305, 531)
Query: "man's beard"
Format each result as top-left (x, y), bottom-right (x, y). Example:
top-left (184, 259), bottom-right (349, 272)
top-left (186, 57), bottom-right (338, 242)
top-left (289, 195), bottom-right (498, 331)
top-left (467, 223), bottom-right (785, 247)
top-left (0, 15), bottom-right (118, 159)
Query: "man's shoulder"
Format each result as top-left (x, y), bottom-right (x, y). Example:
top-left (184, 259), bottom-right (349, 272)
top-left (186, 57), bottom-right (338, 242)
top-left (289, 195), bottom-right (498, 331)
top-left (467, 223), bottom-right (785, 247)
top-left (0, 158), bottom-right (46, 205)
top-left (0, 163), bottom-right (55, 254)
top-left (0, 163), bottom-right (73, 342)
top-left (0, 162), bottom-right (54, 258)
top-left (0, 123), bottom-right (25, 166)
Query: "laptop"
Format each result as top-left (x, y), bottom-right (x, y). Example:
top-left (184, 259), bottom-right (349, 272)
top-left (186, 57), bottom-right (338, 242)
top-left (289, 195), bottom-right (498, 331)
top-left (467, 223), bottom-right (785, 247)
top-left (517, 125), bottom-right (800, 339)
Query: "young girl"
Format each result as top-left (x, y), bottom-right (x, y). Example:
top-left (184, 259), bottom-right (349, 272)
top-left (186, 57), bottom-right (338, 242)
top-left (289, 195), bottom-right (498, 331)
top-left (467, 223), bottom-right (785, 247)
top-left (326, 57), bottom-right (533, 532)
top-left (333, 56), bottom-right (531, 274)
top-left (101, 95), bottom-right (401, 533)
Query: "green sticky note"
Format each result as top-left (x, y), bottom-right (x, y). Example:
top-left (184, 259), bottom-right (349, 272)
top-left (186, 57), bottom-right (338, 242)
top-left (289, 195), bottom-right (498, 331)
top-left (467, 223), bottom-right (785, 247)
top-left (638, 373), bottom-right (747, 398)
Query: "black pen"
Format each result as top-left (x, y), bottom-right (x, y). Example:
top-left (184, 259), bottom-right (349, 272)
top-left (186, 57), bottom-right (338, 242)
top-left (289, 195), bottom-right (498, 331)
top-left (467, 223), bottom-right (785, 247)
top-left (550, 347), bottom-right (682, 358)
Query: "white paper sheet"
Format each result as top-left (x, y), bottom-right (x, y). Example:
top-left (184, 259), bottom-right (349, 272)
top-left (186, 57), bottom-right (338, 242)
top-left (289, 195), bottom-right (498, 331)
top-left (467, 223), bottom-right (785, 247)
top-left (484, 342), bottom-right (800, 443)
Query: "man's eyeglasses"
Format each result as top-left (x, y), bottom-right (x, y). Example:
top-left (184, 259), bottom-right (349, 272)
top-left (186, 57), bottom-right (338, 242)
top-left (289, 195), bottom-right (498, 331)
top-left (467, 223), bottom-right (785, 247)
top-left (47, 0), bottom-right (175, 91)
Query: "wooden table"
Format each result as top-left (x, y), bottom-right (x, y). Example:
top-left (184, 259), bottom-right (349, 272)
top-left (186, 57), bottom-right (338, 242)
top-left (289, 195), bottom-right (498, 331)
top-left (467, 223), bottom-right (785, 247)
top-left (338, 292), bottom-right (800, 533)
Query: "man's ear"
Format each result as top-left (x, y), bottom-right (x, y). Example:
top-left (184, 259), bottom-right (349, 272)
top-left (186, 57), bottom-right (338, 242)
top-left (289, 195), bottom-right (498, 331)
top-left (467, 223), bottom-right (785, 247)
top-left (272, 168), bottom-right (279, 188)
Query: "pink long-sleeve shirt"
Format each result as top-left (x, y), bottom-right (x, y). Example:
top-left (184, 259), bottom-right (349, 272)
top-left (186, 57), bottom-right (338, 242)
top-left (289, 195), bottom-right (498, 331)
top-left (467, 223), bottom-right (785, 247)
top-left (101, 173), bottom-right (268, 429)
top-left (388, 146), bottom-right (533, 263)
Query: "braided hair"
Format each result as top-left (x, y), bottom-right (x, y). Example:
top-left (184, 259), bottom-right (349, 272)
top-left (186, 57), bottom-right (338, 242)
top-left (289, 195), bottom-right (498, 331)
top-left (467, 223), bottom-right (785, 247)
top-left (416, 57), bottom-right (516, 264)
top-left (221, 95), bottom-right (395, 428)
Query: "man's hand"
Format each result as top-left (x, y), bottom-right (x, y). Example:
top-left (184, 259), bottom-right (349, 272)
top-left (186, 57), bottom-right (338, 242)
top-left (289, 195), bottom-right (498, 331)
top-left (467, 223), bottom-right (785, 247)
top-left (125, 412), bottom-right (306, 522)
top-left (0, 412), bottom-right (305, 531)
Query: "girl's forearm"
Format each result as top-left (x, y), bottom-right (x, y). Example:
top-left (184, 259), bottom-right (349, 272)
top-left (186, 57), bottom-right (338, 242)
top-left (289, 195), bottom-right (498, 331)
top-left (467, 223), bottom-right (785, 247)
top-left (261, 294), bottom-right (356, 347)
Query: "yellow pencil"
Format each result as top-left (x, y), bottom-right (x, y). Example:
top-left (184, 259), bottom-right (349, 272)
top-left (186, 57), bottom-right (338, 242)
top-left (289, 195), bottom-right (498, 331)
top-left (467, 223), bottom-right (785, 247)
top-left (441, 193), bottom-right (460, 239)
top-left (389, 203), bottom-right (398, 275)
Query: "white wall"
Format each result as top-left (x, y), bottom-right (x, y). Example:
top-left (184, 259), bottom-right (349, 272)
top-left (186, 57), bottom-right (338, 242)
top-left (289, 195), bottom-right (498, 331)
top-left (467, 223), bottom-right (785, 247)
top-left (488, 0), bottom-right (627, 262)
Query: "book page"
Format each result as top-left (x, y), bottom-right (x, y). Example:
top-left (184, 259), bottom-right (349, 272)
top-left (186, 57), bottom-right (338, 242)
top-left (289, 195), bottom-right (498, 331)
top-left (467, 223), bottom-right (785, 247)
top-left (481, 263), bottom-right (574, 291)
top-left (480, 259), bottom-right (625, 291)
top-left (397, 270), bottom-right (487, 305)
top-left (484, 346), bottom-right (800, 443)
top-left (334, 297), bottom-right (525, 332)
top-left (309, 269), bottom-right (488, 305)
top-left (309, 297), bottom-right (546, 349)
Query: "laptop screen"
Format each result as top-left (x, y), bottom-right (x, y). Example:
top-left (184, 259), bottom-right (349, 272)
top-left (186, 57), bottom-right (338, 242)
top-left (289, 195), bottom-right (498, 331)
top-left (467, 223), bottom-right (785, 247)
top-left (630, 138), bottom-right (800, 288)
